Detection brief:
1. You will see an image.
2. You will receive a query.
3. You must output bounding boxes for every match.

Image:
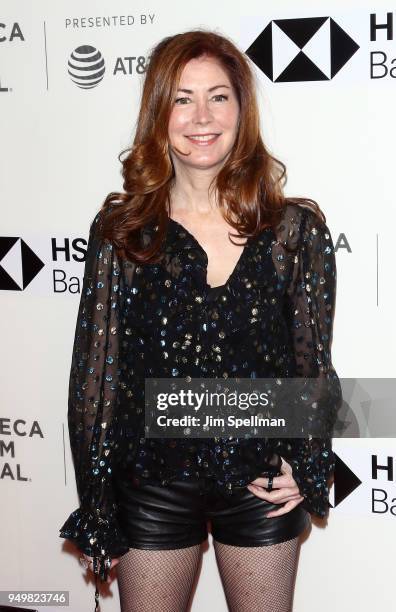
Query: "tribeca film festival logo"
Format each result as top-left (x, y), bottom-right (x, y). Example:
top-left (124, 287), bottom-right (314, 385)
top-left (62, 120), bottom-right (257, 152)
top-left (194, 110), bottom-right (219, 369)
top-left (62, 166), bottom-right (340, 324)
top-left (0, 417), bottom-right (44, 481)
top-left (67, 44), bottom-right (147, 88)
top-left (245, 13), bottom-right (396, 82)
top-left (0, 21), bottom-right (25, 93)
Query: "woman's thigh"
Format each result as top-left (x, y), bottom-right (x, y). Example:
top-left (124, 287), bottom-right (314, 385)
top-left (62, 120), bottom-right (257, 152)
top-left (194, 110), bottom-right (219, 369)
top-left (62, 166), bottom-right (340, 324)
top-left (213, 536), bottom-right (301, 612)
top-left (205, 479), bottom-right (308, 612)
top-left (117, 545), bottom-right (203, 612)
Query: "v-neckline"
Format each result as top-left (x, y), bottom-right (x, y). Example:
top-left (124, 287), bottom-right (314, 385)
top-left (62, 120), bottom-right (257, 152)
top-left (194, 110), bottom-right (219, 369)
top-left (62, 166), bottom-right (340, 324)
top-left (167, 217), bottom-right (251, 292)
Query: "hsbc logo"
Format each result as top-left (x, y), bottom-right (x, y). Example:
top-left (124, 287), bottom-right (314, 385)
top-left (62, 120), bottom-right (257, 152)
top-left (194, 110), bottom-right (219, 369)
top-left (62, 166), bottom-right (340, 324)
top-left (0, 230), bottom-right (90, 294)
top-left (0, 236), bottom-right (44, 291)
top-left (246, 16), bottom-right (359, 82)
top-left (332, 452), bottom-right (362, 510)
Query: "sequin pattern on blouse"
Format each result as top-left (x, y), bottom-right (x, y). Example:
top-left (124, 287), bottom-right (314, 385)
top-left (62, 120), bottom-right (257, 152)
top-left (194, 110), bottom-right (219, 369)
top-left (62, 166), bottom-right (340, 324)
top-left (59, 201), bottom-right (342, 590)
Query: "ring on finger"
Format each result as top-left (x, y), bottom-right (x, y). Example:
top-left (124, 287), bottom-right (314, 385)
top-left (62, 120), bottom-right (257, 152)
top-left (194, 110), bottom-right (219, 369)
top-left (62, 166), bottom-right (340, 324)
top-left (266, 473), bottom-right (274, 492)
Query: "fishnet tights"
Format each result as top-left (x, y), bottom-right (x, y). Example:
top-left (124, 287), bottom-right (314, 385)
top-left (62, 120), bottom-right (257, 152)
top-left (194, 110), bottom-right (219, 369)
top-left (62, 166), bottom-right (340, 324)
top-left (116, 536), bottom-right (300, 612)
top-left (213, 537), bottom-right (300, 612)
top-left (116, 545), bottom-right (202, 612)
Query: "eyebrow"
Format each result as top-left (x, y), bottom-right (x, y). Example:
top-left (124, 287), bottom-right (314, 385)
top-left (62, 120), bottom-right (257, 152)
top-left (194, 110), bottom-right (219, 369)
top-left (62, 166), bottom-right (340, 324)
top-left (176, 85), bottom-right (231, 93)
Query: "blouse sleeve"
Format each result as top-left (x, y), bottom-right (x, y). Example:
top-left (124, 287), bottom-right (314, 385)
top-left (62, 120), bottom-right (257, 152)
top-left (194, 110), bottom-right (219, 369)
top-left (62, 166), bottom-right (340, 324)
top-left (59, 210), bottom-right (130, 581)
top-left (272, 206), bottom-right (343, 518)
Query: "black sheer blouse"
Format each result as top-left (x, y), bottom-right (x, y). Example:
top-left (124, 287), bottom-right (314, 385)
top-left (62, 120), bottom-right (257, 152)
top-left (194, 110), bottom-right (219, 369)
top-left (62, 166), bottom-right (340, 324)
top-left (59, 201), bottom-right (342, 588)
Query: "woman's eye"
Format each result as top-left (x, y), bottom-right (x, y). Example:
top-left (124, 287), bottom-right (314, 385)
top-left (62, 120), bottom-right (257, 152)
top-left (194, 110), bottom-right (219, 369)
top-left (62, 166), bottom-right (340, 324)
top-left (174, 94), bottom-right (229, 105)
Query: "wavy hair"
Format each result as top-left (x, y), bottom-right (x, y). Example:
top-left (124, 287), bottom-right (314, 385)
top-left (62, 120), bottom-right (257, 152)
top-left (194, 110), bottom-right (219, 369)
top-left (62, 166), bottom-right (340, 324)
top-left (97, 28), bottom-right (325, 263)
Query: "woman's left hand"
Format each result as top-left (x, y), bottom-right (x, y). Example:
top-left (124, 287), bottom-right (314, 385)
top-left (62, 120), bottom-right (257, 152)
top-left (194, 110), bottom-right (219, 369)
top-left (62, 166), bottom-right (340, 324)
top-left (246, 456), bottom-right (305, 517)
top-left (80, 553), bottom-right (120, 584)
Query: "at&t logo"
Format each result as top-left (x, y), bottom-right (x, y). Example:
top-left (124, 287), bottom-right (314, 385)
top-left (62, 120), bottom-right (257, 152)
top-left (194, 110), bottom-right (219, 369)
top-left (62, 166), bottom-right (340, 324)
top-left (68, 45), bottom-right (105, 89)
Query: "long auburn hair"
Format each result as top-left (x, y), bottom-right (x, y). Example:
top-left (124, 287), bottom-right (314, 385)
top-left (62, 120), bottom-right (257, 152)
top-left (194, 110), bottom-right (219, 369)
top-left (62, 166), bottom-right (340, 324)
top-left (98, 28), bottom-right (325, 263)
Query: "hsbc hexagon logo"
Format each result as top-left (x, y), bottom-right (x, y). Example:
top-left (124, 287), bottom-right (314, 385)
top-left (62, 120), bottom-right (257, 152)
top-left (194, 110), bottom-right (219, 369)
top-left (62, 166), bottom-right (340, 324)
top-left (331, 452), bottom-right (362, 510)
top-left (0, 236), bottom-right (44, 290)
top-left (246, 16), bottom-right (360, 82)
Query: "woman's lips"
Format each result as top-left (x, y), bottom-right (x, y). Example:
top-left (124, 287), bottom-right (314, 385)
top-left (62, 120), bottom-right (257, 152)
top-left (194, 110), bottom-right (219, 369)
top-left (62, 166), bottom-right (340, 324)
top-left (185, 134), bottom-right (220, 146)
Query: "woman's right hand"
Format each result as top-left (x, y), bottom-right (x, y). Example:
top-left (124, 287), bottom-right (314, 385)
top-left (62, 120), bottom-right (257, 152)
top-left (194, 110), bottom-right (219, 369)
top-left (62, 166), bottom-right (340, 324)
top-left (81, 553), bottom-right (120, 583)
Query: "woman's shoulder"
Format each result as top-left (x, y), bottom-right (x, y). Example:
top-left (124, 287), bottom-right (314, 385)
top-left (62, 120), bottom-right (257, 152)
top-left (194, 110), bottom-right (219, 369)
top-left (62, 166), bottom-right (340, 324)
top-left (88, 204), bottom-right (120, 246)
top-left (274, 200), bottom-right (327, 251)
top-left (90, 204), bottom-right (113, 231)
top-left (280, 199), bottom-right (326, 228)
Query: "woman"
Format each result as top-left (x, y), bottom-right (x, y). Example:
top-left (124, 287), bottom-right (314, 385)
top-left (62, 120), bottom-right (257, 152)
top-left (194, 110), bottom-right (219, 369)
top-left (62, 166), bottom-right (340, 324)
top-left (59, 29), bottom-right (342, 612)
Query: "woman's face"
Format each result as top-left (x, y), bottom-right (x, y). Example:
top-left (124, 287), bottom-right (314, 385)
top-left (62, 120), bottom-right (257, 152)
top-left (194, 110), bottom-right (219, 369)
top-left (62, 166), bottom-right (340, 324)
top-left (167, 55), bottom-right (240, 172)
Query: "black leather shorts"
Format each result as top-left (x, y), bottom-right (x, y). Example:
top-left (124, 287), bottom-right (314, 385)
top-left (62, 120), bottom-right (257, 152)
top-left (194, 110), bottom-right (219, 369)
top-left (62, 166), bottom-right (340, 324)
top-left (113, 470), bottom-right (311, 550)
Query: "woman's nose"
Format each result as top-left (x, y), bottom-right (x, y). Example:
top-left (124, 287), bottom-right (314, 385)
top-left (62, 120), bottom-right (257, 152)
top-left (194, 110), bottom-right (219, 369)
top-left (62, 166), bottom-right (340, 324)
top-left (192, 100), bottom-right (213, 123)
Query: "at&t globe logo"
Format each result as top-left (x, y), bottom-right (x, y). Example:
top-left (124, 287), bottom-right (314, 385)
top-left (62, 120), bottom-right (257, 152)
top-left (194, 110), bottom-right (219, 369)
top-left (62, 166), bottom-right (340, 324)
top-left (67, 45), bottom-right (105, 89)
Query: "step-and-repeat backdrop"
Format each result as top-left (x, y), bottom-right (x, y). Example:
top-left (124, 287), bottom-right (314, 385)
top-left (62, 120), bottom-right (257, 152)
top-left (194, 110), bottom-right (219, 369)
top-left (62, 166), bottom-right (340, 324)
top-left (1, 1), bottom-right (395, 610)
